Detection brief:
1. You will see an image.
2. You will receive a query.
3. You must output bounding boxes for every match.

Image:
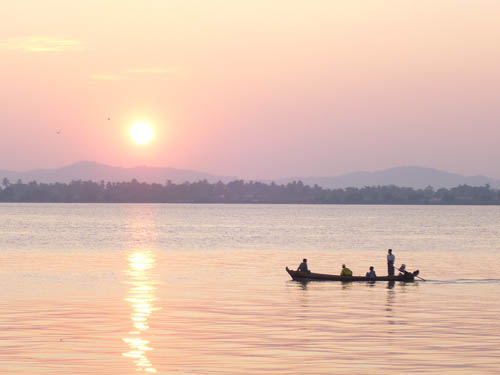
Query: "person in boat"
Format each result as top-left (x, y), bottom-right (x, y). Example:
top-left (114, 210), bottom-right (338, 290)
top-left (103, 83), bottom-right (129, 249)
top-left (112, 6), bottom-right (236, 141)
top-left (297, 258), bottom-right (310, 273)
top-left (366, 266), bottom-right (376, 278)
top-left (398, 264), bottom-right (409, 276)
top-left (387, 248), bottom-right (395, 276)
top-left (340, 264), bottom-right (353, 276)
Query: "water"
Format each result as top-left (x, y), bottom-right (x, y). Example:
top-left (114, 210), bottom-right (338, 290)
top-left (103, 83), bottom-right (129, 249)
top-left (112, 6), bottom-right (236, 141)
top-left (1, 203), bottom-right (500, 374)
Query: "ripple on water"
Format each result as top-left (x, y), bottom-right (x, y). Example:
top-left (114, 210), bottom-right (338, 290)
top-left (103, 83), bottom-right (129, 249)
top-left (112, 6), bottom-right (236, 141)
top-left (1, 204), bottom-right (500, 374)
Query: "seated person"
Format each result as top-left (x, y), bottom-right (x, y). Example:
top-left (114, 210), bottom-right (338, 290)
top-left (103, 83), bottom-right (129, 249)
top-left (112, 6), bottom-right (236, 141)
top-left (398, 264), bottom-right (409, 276)
top-left (297, 258), bottom-right (310, 273)
top-left (366, 266), bottom-right (376, 278)
top-left (340, 264), bottom-right (352, 276)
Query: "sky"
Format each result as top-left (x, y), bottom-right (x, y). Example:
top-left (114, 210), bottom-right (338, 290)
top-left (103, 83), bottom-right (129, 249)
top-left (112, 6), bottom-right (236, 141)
top-left (1, 0), bottom-right (500, 179)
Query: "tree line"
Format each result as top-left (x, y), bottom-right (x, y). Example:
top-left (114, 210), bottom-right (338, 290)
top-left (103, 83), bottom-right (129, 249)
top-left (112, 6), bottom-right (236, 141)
top-left (0, 177), bottom-right (499, 204)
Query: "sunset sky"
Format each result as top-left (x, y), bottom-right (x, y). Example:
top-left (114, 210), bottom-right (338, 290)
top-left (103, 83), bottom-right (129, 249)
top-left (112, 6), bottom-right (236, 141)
top-left (1, 1), bottom-right (500, 179)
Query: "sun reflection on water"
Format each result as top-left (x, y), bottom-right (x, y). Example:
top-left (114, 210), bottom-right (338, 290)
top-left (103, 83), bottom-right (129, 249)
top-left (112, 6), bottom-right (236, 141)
top-left (122, 251), bottom-right (159, 373)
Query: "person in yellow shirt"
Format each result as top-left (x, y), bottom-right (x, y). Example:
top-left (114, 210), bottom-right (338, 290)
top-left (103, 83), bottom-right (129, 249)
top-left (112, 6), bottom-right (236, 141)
top-left (340, 264), bottom-right (352, 276)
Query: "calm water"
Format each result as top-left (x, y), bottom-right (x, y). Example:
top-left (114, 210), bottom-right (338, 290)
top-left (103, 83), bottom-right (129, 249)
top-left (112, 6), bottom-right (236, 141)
top-left (1, 203), bottom-right (500, 374)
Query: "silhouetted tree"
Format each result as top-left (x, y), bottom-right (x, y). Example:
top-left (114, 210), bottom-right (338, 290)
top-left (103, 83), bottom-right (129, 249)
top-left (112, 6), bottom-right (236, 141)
top-left (0, 180), bottom-right (499, 204)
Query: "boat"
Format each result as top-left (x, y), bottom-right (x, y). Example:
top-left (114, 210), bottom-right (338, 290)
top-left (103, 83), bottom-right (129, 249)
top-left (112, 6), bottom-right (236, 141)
top-left (285, 267), bottom-right (419, 282)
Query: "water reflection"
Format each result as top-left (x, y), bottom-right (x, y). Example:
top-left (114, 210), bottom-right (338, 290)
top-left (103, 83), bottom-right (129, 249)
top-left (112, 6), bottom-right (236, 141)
top-left (122, 251), bottom-right (159, 373)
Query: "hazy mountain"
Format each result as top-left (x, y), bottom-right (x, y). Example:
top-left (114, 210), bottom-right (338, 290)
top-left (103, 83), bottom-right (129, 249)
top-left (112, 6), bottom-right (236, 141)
top-left (1, 163), bottom-right (498, 189)
top-left (0, 161), bottom-right (236, 184)
top-left (277, 166), bottom-right (500, 189)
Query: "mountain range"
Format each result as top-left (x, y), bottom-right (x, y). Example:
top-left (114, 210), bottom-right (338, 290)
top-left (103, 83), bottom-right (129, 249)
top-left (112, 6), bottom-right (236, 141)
top-left (0, 161), bottom-right (236, 185)
top-left (276, 166), bottom-right (500, 189)
top-left (0, 161), bottom-right (498, 189)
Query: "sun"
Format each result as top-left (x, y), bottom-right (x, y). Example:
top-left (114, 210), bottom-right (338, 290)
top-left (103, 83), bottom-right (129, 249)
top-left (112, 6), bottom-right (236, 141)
top-left (130, 122), bottom-right (154, 145)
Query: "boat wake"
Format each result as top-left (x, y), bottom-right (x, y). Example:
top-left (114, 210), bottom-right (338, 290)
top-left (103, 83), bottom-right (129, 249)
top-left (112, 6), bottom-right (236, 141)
top-left (426, 279), bottom-right (500, 284)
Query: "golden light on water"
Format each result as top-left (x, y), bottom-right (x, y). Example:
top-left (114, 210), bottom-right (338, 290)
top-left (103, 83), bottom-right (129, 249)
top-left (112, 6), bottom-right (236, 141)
top-left (130, 122), bottom-right (154, 145)
top-left (122, 250), bottom-right (159, 373)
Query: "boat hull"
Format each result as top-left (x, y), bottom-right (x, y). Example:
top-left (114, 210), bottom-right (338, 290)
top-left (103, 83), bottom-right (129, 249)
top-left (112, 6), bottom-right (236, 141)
top-left (286, 267), bottom-right (416, 282)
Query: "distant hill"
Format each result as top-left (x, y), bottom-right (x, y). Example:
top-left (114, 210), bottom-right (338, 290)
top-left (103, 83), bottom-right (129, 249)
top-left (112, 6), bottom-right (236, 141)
top-left (0, 161), bottom-right (236, 184)
top-left (0, 163), bottom-right (498, 189)
top-left (277, 166), bottom-right (500, 189)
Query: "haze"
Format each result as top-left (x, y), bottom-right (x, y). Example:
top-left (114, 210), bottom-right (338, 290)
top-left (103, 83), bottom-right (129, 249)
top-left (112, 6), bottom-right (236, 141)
top-left (1, 1), bottom-right (499, 179)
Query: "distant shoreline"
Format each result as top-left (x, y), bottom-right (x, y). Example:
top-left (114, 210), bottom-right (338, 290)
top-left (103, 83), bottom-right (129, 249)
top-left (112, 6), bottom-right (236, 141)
top-left (1, 179), bottom-right (499, 205)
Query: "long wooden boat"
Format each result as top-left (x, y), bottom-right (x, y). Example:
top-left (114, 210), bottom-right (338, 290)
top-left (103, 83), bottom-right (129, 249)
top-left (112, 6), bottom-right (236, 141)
top-left (286, 267), bottom-right (418, 282)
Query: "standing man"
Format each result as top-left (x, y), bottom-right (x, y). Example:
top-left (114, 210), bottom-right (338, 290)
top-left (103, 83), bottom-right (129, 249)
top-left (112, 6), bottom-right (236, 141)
top-left (387, 249), bottom-right (395, 276)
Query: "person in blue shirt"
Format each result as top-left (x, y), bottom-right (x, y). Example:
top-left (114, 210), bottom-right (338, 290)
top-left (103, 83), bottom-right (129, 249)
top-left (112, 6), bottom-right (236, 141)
top-left (297, 258), bottom-right (310, 273)
top-left (366, 266), bottom-right (376, 278)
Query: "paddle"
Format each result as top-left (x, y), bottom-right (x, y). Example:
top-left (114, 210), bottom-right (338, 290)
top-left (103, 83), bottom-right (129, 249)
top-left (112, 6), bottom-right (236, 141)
top-left (414, 274), bottom-right (426, 281)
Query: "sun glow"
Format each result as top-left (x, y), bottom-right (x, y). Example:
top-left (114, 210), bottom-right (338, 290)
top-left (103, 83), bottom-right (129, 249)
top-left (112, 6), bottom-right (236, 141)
top-left (130, 122), bottom-right (154, 145)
